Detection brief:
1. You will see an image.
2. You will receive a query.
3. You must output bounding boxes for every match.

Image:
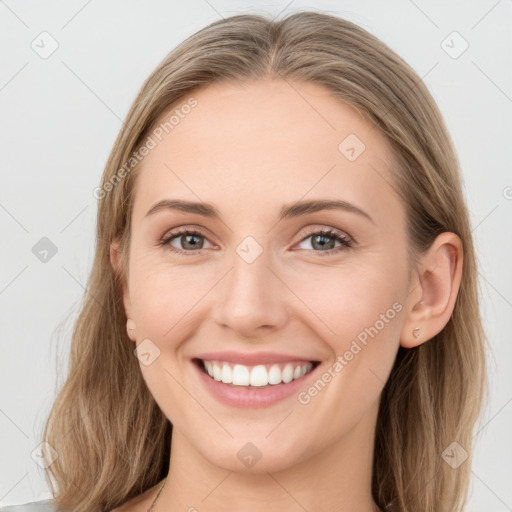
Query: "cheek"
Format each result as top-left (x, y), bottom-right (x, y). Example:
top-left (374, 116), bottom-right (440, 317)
top-left (292, 265), bottom-right (404, 407)
top-left (128, 256), bottom-right (217, 343)
top-left (127, 260), bottom-right (209, 420)
top-left (291, 261), bottom-right (404, 345)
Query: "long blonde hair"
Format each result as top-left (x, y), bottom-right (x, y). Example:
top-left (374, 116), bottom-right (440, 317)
top-left (42, 11), bottom-right (487, 511)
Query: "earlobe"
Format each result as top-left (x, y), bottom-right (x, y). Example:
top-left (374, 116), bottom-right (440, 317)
top-left (400, 232), bottom-right (463, 349)
top-left (126, 318), bottom-right (137, 342)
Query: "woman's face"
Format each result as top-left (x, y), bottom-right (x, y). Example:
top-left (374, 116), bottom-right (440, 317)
top-left (117, 79), bottom-right (414, 472)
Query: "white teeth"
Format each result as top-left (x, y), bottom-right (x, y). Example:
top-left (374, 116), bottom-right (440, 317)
top-left (232, 364), bottom-right (250, 385)
top-left (249, 365), bottom-right (268, 387)
top-left (202, 360), bottom-right (314, 387)
top-left (221, 364), bottom-right (232, 384)
top-left (281, 363), bottom-right (294, 383)
top-left (268, 364), bottom-right (281, 385)
top-left (212, 364), bottom-right (222, 381)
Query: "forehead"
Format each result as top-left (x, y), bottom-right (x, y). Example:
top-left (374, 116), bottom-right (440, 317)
top-left (132, 79), bottom-right (402, 225)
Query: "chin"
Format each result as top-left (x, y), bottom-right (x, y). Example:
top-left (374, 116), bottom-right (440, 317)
top-left (195, 437), bottom-right (312, 475)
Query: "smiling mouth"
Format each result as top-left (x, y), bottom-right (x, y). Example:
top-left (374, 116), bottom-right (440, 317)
top-left (193, 358), bottom-right (321, 387)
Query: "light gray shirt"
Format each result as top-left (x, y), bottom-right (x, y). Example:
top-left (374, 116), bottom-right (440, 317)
top-left (0, 499), bottom-right (58, 511)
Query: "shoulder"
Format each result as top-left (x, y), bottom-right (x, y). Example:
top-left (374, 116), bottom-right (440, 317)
top-left (0, 499), bottom-right (59, 511)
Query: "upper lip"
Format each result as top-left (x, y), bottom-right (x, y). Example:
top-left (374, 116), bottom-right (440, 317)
top-left (194, 351), bottom-right (319, 366)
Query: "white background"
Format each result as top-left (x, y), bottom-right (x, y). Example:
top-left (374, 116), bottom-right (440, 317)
top-left (1, 0), bottom-right (511, 509)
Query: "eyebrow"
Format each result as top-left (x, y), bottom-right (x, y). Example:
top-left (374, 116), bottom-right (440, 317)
top-left (145, 198), bottom-right (375, 224)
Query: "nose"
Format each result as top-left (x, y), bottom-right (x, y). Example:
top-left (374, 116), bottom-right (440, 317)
top-left (211, 246), bottom-right (289, 340)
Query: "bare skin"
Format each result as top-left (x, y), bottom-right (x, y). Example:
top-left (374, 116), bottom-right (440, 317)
top-left (110, 79), bottom-right (463, 512)
top-left (111, 482), bottom-right (164, 512)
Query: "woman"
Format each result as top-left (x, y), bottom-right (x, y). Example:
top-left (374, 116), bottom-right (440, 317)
top-left (18, 10), bottom-right (486, 512)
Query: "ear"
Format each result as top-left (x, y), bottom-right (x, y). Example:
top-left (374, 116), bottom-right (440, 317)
top-left (110, 238), bottom-right (132, 323)
top-left (400, 232), bottom-right (463, 348)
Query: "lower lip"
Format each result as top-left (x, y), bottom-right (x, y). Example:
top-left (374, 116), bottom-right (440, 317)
top-left (192, 360), bottom-right (319, 409)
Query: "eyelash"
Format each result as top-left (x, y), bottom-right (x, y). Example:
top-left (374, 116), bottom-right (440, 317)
top-left (159, 227), bottom-right (353, 257)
